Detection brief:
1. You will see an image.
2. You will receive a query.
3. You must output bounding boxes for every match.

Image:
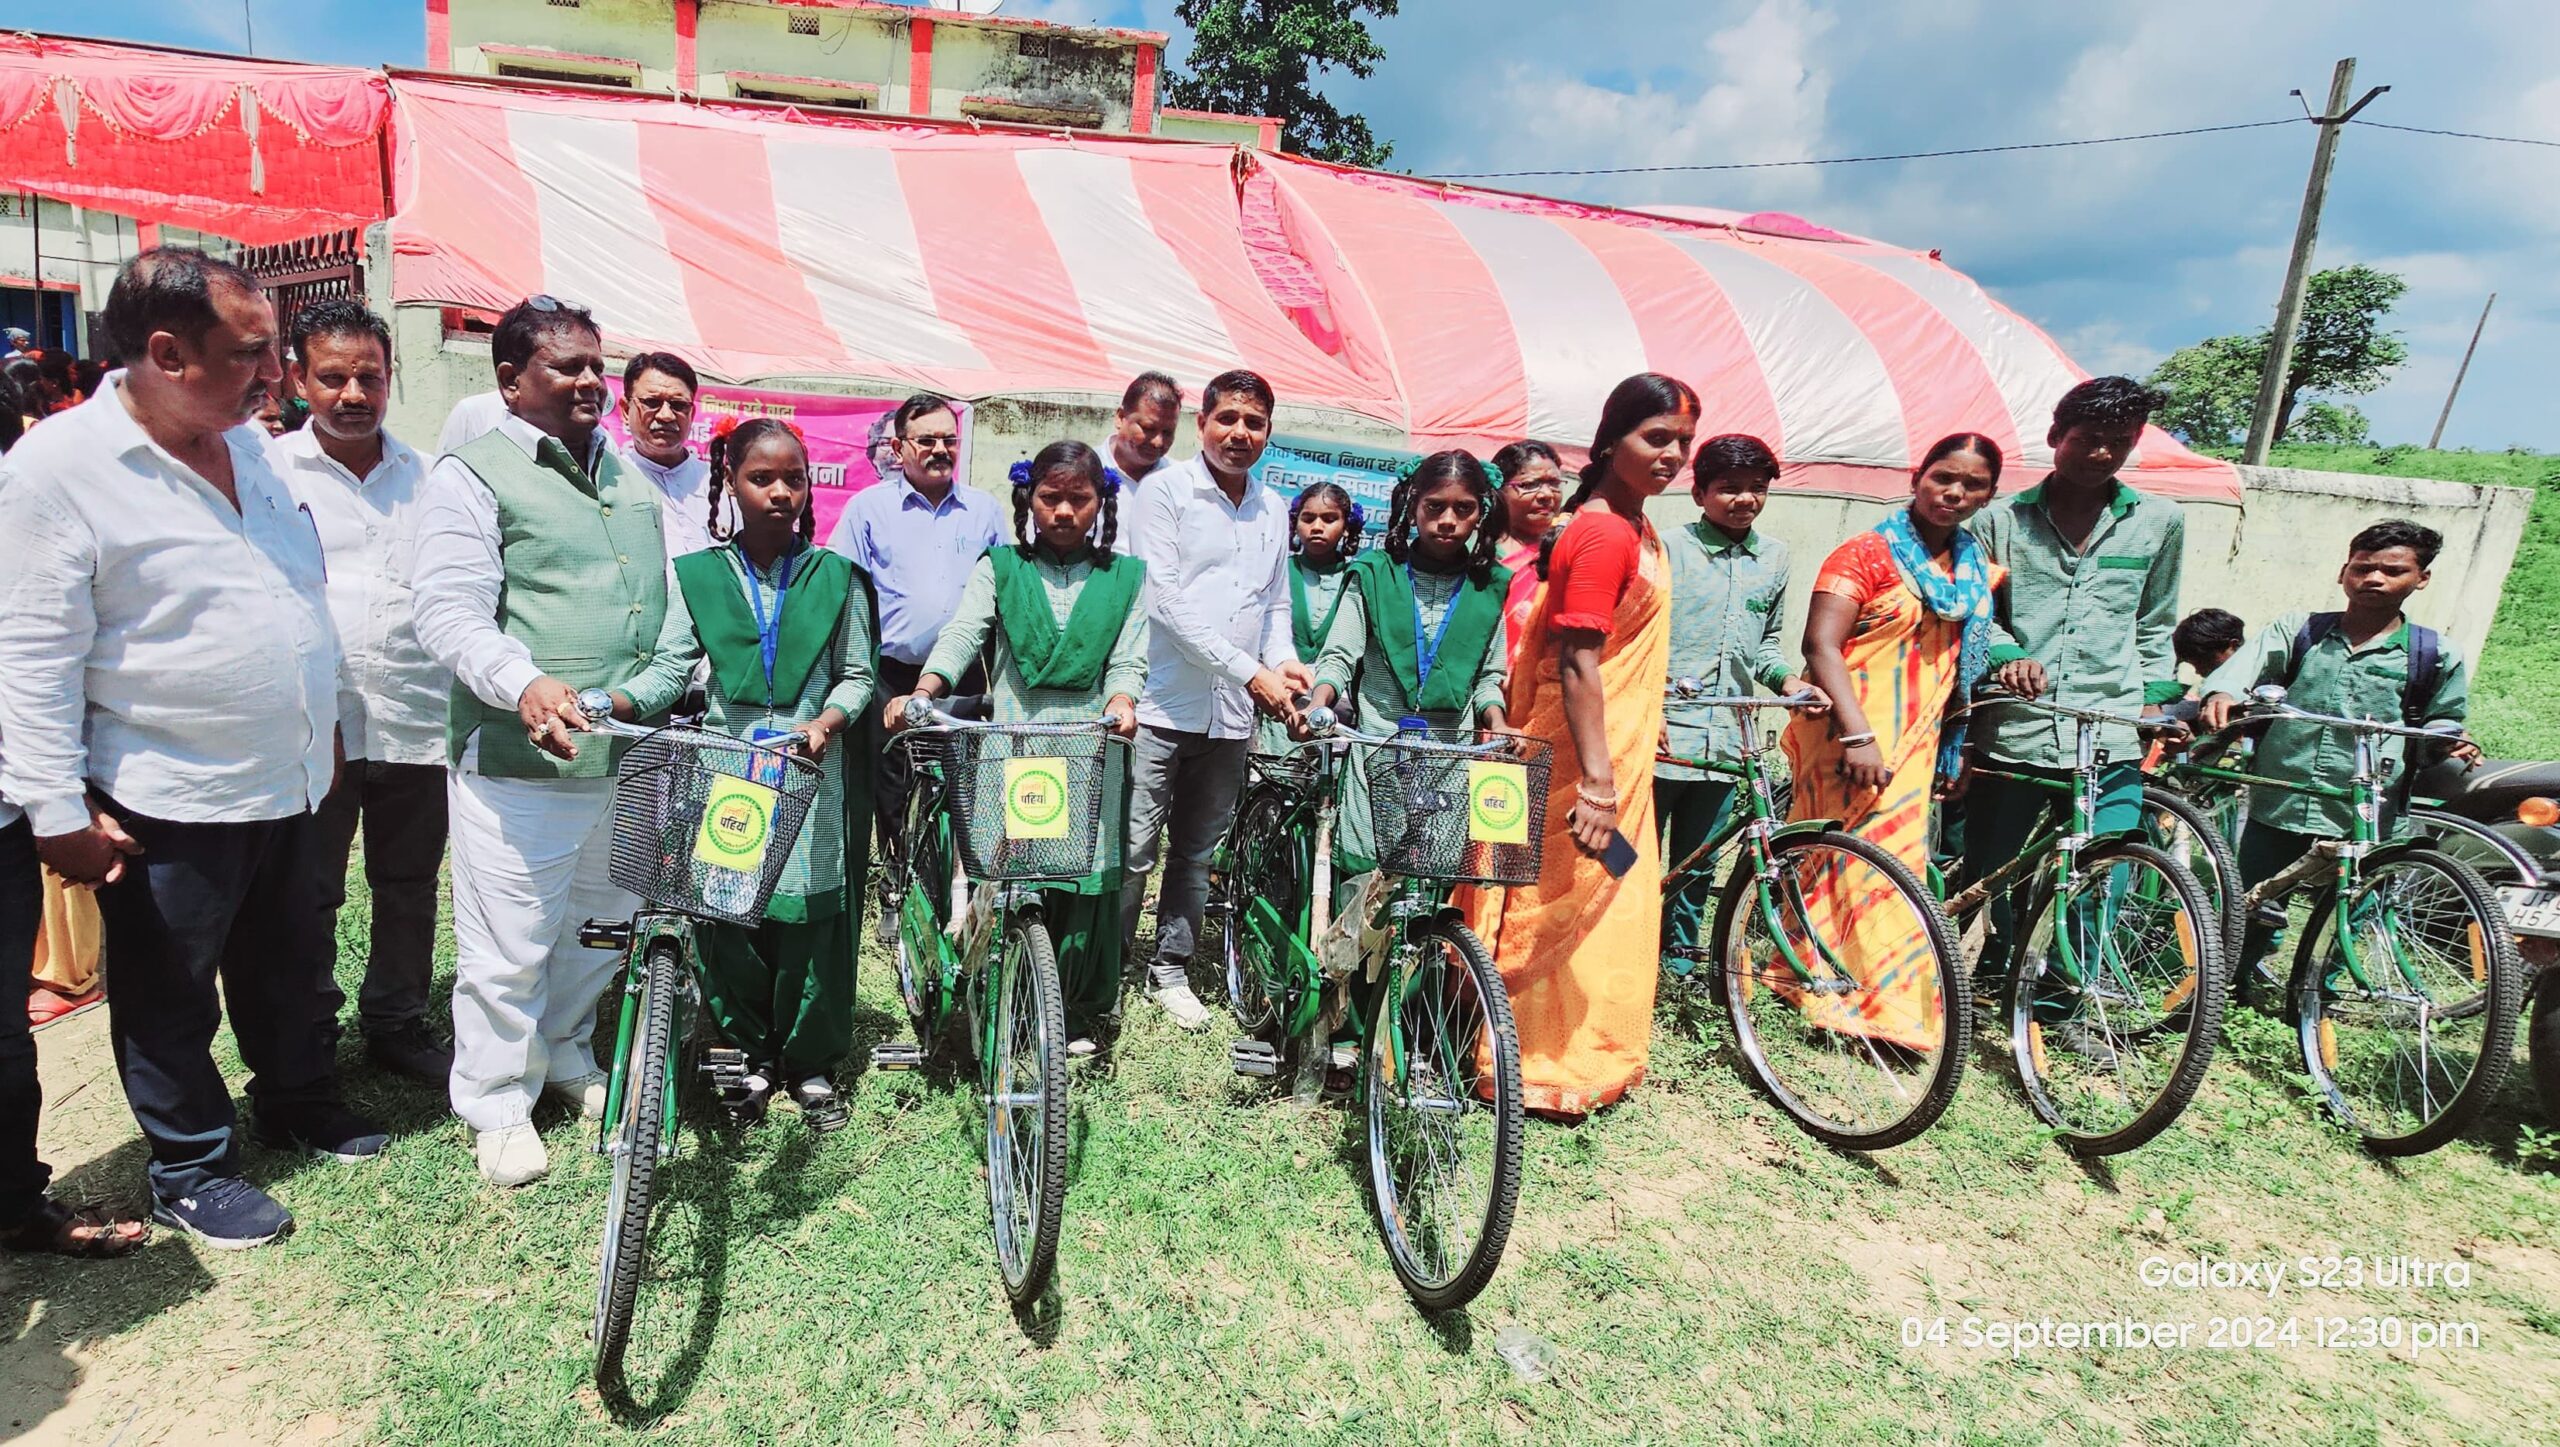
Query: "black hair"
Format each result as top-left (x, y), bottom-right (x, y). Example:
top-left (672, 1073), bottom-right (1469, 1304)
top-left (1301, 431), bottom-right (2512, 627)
top-left (2173, 608), bottom-right (2247, 670)
top-left (0, 369), bottom-right (22, 452)
top-left (1384, 450), bottom-right (1502, 585)
top-left (1915, 431), bottom-right (2005, 485)
top-left (708, 417), bottom-right (814, 547)
top-left (490, 294), bottom-right (599, 376)
top-left (1539, 372), bottom-right (1700, 579)
top-left (1119, 370), bottom-right (1181, 413)
top-left (2349, 517), bottom-right (2443, 569)
top-left (287, 297), bottom-right (392, 368)
top-left (892, 392), bottom-right (956, 441)
top-left (1011, 439), bottom-right (1119, 560)
top-left (73, 358), bottom-right (104, 397)
top-left (622, 351), bottom-right (698, 396)
top-left (2, 356), bottom-right (37, 402)
top-left (1490, 439), bottom-right (1562, 484)
top-left (1288, 480), bottom-right (1363, 559)
top-left (2049, 375), bottom-right (2161, 440)
top-left (1200, 368), bottom-right (1275, 416)
top-left (1693, 433), bottom-right (1779, 485)
top-left (100, 246), bottom-right (266, 361)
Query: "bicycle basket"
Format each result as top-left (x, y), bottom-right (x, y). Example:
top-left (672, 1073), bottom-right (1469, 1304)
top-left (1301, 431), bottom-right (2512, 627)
top-left (1359, 728), bottom-right (1551, 884)
top-left (606, 726), bottom-right (823, 925)
top-left (938, 727), bottom-right (1131, 883)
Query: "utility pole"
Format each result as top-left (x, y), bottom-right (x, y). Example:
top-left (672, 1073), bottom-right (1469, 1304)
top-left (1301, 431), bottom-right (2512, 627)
top-left (2426, 292), bottom-right (2494, 451)
top-left (2242, 58), bottom-right (2390, 465)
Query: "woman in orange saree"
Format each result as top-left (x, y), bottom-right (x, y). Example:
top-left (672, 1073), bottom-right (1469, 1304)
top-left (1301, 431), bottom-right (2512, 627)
top-left (1483, 376), bottom-right (1697, 1119)
top-left (1779, 434), bottom-right (2005, 1049)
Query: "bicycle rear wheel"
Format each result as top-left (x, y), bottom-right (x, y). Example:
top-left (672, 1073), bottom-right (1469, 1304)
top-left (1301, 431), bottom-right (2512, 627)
top-left (1713, 830), bottom-right (1966, 1149)
top-left (890, 777), bottom-right (949, 1046)
top-left (2008, 840), bottom-right (2226, 1155)
top-left (1364, 917), bottom-right (1522, 1312)
top-left (2290, 846), bottom-right (2522, 1155)
top-left (1219, 784), bottom-right (1303, 1036)
top-left (593, 939), bottom-right (680, 1384)
top-left (986, 911), bottom-right (1070, 1306)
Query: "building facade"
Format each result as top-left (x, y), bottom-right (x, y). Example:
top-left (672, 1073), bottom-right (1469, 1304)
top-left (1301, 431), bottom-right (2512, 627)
top-left (428, 0), bottom-right (1279, 148)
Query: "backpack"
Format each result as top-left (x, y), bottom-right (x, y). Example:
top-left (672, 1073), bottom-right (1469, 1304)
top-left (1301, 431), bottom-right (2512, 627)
top-left (2283, 612), bottom-right (2442, 728)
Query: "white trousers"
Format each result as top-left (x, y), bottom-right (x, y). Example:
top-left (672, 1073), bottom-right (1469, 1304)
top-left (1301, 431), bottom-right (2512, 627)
top-left (446, 767), bottom-right (633, 1132)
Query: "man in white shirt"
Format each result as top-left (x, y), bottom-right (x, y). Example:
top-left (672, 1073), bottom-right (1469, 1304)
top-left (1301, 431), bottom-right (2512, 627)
top-left (1102, 370), bottom-right (1181, 490)
top-left (1120, 369), bottom-right (1307, 1028)
top-left (618, 350), bottom-right (733, 560)
top-left (274, 298), bottom-right (455, 1087)
top-left (437, 388), bottom-right (507, 456)
top-left (0, 248), bottom-right (382, 1251)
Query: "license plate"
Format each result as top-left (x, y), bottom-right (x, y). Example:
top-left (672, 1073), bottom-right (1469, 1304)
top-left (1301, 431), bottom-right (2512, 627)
top-left (2498, 887), bottom-right (2560, 940)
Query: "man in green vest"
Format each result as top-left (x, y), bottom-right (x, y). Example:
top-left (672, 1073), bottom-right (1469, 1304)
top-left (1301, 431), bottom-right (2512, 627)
top-left (412, 296), bottom-right (676, 1187)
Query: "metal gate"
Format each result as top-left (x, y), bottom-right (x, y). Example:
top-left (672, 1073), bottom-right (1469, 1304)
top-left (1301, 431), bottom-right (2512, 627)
top-left (235, 228), bottom-right (363, 339)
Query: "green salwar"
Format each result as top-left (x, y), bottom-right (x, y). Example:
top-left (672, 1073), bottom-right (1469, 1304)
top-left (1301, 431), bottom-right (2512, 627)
top-left (698, 910), bottom-right (856, 1074)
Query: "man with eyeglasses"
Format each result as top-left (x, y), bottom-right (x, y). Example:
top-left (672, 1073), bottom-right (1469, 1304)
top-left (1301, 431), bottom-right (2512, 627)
top-left (831, 393), bottom-right (1004, 907)
top-left (618, 351), bottom-right (733, 562)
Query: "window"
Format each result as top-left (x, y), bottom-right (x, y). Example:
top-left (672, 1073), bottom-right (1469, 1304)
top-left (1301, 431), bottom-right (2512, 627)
top-left (546, 0), bottom-right (580, 8)
top-left (496, 63), bottom-right (634, 89)
top-left (1018, 35), bottom-right (1052, 58)
top-left (787, 12), bottom-right (820, 36)
top-left (736, 86), bottom-right (871, 111)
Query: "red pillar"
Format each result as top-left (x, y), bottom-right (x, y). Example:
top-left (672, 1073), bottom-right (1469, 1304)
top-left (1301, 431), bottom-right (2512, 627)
top-left (135, 219), bottom-right (161, 251)
top-left (907, 17), bottom-right (935, 117)
top-left (1130, 43), bottom-right (1158, 134)
top-left (425, 0), bottom-right (452, 71)
top-left (675, 0), bottom-right (699, 91)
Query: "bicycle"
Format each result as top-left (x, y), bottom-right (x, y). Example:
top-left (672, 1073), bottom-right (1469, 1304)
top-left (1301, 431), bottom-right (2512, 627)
top-left (1655, 681), bottom-right (1965, 1149)
top-left (568, 696), bottom-right (825, 1385)
top-left (1944, 692), bottom-right (2228, 1155)
top-left (2157, 686), bottom-right (2521, 1155)
top-left (871, 697), bottom-right (1131, 1306)
top-left (1212, 707), bottom-right (1529, 1311)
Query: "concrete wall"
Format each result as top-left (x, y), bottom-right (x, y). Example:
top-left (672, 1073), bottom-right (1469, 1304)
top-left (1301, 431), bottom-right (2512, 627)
top-left (450, 0), bottom-right (681, 88)
top-left (932, 23), bottom-right (1137, 131)
top-left (695, 1), bottom-right (904, 108)
top-left (378, 303), bottom-right (2530, 664)
top-left (1155, 112), bottom-right (1268, 147)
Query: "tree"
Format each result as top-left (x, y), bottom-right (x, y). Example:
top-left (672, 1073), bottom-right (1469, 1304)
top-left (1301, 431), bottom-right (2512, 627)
top-left (2145, 264), bottom-right (2409, 450)
top-left (1166, 0), bottom-right (1398, 168)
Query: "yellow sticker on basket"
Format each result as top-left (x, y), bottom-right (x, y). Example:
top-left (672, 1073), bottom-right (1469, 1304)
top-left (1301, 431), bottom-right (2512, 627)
top-left (1002, 757), bottom-right (1073, 840)
top-left (694, 773), bottom-right (780, 874)
top-left (1467, 760), bottom-right (1530, 845)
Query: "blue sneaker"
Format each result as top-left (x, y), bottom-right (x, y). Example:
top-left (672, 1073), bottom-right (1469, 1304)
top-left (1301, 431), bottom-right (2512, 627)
top-left (252, 1105), bottom-right (389, 1163)
top-left (152, 1177), bottom-right (295, 1250)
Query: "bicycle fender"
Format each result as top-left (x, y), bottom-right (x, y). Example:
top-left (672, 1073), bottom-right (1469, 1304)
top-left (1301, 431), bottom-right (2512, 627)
top-left (1767, 818), bottom-right (1843, 848)
top-left (2085, 828), bottom-right (2152, 852)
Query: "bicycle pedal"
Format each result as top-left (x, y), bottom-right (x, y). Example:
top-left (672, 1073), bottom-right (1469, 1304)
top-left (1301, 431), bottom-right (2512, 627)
top-left (870, 1042), bottom-right (928, 1072)
top-left (1230, 1039), bottom-right (1282, 1077)
top-left (578, 917), bottom-right (634, 951)
top-left (702, 1046), bottom-right (751, 1093)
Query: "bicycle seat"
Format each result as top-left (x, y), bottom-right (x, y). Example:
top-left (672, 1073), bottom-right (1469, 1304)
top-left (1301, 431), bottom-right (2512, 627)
top-left (2412, 757), bottom-right (2560, 823)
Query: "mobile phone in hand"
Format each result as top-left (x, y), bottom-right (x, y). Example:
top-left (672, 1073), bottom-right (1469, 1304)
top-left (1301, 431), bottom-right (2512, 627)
top-left (1600, 828), bottom-right (1638, 879)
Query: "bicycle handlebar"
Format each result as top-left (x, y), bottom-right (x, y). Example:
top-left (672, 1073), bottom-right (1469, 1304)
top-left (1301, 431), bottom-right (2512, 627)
top-left (2236, 685), bottom-right (2466, 744)
top-left (1662, 680), bottom-right (1826, 711)
top-left (898, 692), bottom-right (1118, 736)
top-left (1952, 685), bottom-right (2182, 737)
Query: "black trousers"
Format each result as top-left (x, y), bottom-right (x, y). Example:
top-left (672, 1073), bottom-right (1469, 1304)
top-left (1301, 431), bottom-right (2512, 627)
top-left (93, 797), bottom-right (344, 1200)
top-left (0, 819), bottom-right (46, 1226)
top-left (308, 761), bottom-right (449, 1033)
top-left (872, 657), bottom-right (984, 901)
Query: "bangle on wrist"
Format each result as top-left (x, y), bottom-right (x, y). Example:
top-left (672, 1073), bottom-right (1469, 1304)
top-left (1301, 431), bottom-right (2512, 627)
top-left (1575, 781), bottom-right (1619, 809)
top-left (1836, 730), bottom-right (1877, 748)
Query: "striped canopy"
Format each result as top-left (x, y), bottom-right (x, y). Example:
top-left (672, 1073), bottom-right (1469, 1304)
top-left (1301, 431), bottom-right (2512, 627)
top-left (389, 75), bottom-right (2237, 501)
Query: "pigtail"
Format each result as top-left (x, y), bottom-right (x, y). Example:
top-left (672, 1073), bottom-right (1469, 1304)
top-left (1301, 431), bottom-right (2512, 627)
top-left (706, 429), bottom-right (735, 543)
top-left (1380, 468), bottom-right (1417, 566)
top-left (1096, 484), bottom-right (1119, 560)
top-left (1007, 458), bottom-right (1035, 550)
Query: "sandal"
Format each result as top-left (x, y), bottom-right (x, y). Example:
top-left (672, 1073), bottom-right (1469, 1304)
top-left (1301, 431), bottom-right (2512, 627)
top-left (790, 1074), bottom-right (849, 1133)
top-left (3, 1197), bottom-right (149, 1258)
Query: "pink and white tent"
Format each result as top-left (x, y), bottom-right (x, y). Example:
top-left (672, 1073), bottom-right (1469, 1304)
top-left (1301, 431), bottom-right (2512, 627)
top-left (388, 74), bottom-right (2238, 501)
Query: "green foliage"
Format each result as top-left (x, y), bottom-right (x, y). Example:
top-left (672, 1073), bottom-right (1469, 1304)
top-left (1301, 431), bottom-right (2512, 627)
top-left (1167, 0), bottom-right (1398, 167)
top-left (2146, 264), bottom-right (2410, 447)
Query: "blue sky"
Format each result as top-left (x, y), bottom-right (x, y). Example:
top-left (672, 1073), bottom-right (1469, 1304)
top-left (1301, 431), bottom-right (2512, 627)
top-left (21, 0), bottom-right (2557, 450)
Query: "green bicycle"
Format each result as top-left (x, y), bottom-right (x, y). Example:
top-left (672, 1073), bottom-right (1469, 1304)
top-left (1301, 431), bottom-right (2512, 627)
top-left (1946, 692), bottom-right (2228, 1155)
top-left (2160, 686), bottom-right (2520, 1155)
top-left (871, 698), bottom-right (1132, 1306)
top-left (1212, 706), bottom-right (1529, 1311)
top-left (569, 697), bottom-right (825, 1385)
top-left (1656, 681), bottom-right (1965, 1149)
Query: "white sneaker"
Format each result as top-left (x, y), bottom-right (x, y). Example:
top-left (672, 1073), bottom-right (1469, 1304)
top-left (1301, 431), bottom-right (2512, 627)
top-left (544, 1073), bottom-right (609, 1121)
top-left (1148, 982), bottom-right (1212, 1031)
top-left (475, 1124), bottom-right (549, 1188)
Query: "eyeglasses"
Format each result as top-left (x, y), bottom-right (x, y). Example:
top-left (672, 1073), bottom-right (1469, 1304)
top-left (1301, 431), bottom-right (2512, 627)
top-left (904, 433), bottom-right (961, 452)
top-left (1509, 478), bottom-right (1564, 495)
top-left (526, 293), bottom-right (564, 312)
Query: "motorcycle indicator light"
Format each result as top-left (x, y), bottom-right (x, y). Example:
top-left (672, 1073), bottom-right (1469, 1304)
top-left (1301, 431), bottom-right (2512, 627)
top-left (2519, 796), bottom-right (2560, 829)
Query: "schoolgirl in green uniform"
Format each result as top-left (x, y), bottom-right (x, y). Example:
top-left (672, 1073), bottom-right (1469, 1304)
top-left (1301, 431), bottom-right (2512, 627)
top-left (1255, 481), bottom-right (1364, 757)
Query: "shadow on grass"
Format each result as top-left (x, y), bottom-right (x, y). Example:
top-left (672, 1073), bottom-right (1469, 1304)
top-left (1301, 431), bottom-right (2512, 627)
top-left (599, 1127), bottom-right (738, 1428)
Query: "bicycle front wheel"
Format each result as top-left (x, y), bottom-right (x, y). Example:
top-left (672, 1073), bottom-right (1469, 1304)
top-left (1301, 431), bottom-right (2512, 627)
top-left (2141, 785), bottom-right (2246, 978)
top-left (1364, 917), bottom-right (1523, 1312)
top-left (1713, 830), bottom-right (1966, 1149)
top-left (1219, 784), bottom-right (1302, 1036)
top-left (2008, 840), bottom-right (2226, 1155)
top-left (986, 912), bottom-right (1070, 1307)
top-left (2290, 846), bottom-right (2522, 1155)
top-left (593, 938), bottom-right (680, 1384)
top-left (890, 771), bottom-right (949, 1045)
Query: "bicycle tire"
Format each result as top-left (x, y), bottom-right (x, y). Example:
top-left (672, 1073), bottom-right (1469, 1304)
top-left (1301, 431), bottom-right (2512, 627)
top-left (890, 777), bottom-right (949, 1046)
top-left (1219, 785), bottom-right (1302, 1037)
top-left (2532, 968), bottom-right (2560, 1128)
top-left (593, 939), bottom-right (680, 1383)
top-left (2007, 839), bottom-right (2227, 1155)
top-left (1364, 917), bottom-right (1523, 1312)
top-left (2141, 785), bottom-right (2247, 983)
top-left (1711, 829), bottom-right (1967, 1149)
top-left (986, 911), bottom-right (1070, 1307)
top-left (2289, 845), bottom-right (2522, 1155)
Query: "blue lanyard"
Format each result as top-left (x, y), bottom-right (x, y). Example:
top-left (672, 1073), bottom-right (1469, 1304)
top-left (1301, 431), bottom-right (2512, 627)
top-left (738, 544), bottom-right (798, 706)
top-left (1409, 565), bottom-right (1462, 695)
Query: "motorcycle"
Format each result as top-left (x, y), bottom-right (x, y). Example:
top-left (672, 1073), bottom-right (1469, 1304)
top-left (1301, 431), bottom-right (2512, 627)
top-left (2408, 756), bottom-right (2560, 1124)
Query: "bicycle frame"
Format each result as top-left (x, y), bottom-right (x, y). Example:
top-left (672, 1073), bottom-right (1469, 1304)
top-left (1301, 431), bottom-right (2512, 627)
top-left (593, 912), bottom-right (700, 1163)
top-left (1656, 699), bottom-right (1850, 991)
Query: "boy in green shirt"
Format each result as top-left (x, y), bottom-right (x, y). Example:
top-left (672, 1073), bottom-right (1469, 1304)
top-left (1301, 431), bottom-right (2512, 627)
top-left (2196, 519), bottom-right (2479, 995)
top-left (1965, 377), bottom-right (2187, 982)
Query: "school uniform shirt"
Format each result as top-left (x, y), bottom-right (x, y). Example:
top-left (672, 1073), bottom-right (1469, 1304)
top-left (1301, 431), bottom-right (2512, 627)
top-left (622, 446), bottom-right (732, 562)
top-left (272, 426), bottom-right (452, 766)
top-left (1126, 455), bottom-right (1293, 740)
top-left (2199, 611), bottom-right (2470, 837)
top-left (1971, 480), bottom-right (2185, 769)
top-left (1310, 567), bottom-right (1509, 727)
top-left (1657, 523), bottom-right (1792, 781)
top-left (822, 477), bottom-right (1007, 666)
top-left (922, 550), bottom-right (1151, 725)
top-left (0, 375), bottom-right (339, 835)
